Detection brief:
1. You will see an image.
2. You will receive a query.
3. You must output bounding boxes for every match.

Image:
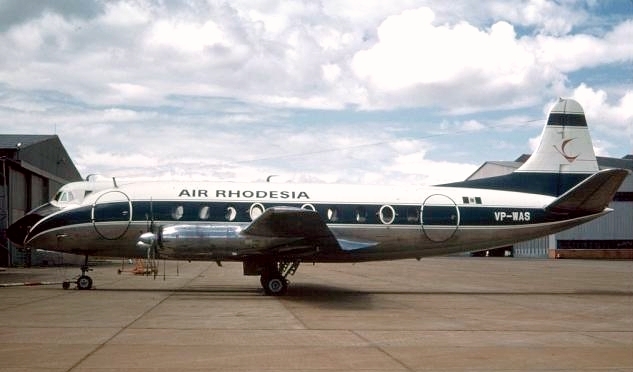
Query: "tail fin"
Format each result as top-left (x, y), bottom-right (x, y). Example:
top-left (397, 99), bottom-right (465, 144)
top-left (516, 98), bottom-right (599, 174)
top-left (442, 98), bottom-right (604, 196)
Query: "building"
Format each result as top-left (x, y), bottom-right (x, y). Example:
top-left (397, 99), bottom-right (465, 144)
top-left (0, 135), bottom-right (82, 266)
top-left (468, 154), bottom-right (633, 259)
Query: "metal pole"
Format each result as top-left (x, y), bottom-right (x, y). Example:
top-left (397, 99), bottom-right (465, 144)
top-left (2, 158), bottom-right (10, 267)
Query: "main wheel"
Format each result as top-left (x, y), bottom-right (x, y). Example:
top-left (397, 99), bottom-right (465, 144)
top-left (261, 273), bottom-right (288, 296)
top-left (77, 275), bottom-right (93, 290)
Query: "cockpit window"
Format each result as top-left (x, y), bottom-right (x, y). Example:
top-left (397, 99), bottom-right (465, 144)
top-left (53, 190), bottom-right (76, 203)
top-left (55, 191), bottom-right (74, 202)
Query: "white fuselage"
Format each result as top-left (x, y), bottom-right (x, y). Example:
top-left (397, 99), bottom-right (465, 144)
top-left (23, 180), bottom-right (606, 262)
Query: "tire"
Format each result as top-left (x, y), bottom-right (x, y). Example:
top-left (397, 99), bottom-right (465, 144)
top-left (262, 274), bottom-right (288, 296)
top-left (77, 275), bottom-right (93, 290)
top-left (62, 281), bottom-right (70, 290)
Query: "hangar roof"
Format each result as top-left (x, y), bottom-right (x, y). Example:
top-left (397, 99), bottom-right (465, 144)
top-left (0, 134), bottom-right (57, 149)
top-left (0, 134), bottom-right (82, 184)
top-left (467, 154), bottom-right (632, 181)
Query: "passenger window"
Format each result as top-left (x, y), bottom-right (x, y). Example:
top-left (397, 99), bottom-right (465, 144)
top-left (171, 205), bottom-right (184, 220)
top-left (225, 206), bottom-right (237, 221)
top-left (379, 205), bottom-right (396, 224)
top-left (301, 204), bottom-right (316, 211)
top-left (327, 207), bottom-right (339, 222)
top-left (199, 206), bottom-right (210, 220)
top-left (406, 206), bottom-right (420, 223)
top-left (249, 203), bottom-right (265, 220)
top-left (355, 207), bottom-right (367, 223)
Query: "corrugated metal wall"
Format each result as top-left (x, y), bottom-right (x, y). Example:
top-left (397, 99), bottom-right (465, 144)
top-left (558, 201), bottom-right (633, 240)
top-left (30, 174), bottom-right (47, 208)
top-left (514, 199), bottom-right (632, 258)
top-left (9, 170), bottom-right (26, 222)
top-left (514, 236), bottom-right (550, 258)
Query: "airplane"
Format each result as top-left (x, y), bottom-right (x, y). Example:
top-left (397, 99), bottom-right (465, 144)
top-left (7, 98), bottom-right (629, 295)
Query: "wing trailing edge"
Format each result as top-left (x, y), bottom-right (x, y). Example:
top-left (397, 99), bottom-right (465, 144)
top-left (242, 207), bottom-right (377, 253)
top-left (242, 206), bottom-right (334, 239)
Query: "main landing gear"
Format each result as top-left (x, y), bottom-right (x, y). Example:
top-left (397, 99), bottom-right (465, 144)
top-left (62, 255), bottom-right (93, 290)
top-left (256, 261), bottom-right (300, 296)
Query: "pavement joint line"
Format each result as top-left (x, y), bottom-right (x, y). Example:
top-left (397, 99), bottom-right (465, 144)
top-left (581, 331), bottom-right (625, 346)
top-left (64, 262), bottom-right (216, 372)
top-left (278, 296), bottom-right (310, 330)
top-left (351, 329), bottom-right (414, 372)
top-left (0, 288), bottom-right (78, 311)
top-left (0, 280), bottom-right (65, 287)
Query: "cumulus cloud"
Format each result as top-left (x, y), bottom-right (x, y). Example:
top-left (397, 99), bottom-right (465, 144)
top-left (0, 0), bottom-right (630, 186)
top-left (1, 1), bottom-right (630, 112)
top-left (351, 6), bottom-right (633, 111)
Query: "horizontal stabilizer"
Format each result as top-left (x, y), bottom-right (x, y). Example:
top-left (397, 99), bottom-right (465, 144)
top-left (546, 168), bottom-right (629, 215)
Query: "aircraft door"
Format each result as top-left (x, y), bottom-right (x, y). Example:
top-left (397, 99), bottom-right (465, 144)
top-left (92, 190), bottom-right (132, 240)
top-left (421, 194), bottom-right (459, 242)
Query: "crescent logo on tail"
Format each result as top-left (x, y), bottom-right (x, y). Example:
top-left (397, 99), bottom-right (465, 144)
top-left (554, 138), bottom-right (579, 163)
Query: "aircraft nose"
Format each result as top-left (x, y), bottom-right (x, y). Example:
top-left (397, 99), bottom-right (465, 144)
top-left (7, 203), bottom-right (61, 246)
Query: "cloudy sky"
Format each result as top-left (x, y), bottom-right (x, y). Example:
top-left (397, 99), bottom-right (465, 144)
top-left (0, 0), bottom-right (631, 186)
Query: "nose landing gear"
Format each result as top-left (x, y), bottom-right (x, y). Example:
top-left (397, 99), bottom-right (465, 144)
top-left (62, 255), bottom-right (93, 290)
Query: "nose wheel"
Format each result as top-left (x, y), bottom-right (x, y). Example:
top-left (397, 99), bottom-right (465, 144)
top-left (76, 274), bottom-right (93, 290)
top-left (62, 255), bottom-right (93, 290)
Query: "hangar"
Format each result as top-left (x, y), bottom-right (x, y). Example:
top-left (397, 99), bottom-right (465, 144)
top-left (0, 135), bottom-right (82, 266)
top-left (468, 154), bottom-right (633, 259)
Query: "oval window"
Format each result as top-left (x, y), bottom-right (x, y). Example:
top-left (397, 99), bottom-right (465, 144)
top-left (249, 203), bottom-right (265, 220)
top-left (379, 205), bottom-right (395, 225)
top-left (355, 206), bottom-right (367, 223)
top-left (171, 205), bottom-right (184, 220)
top-left (199, 206), bottom-right (210, 220)
top-left (225, 205), bottom-right (237, 221)
top-left (406, 206), bottom-right (420, 223)
top-left (327, 207), bottom-right (339, 222)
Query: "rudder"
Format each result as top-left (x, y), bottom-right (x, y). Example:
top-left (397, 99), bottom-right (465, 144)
top-left (516, 98), bottom-right (599, 174)
top-left (441, 98), bottom-right (602, 196)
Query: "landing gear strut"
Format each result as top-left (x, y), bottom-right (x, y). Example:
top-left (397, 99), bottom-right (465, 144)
top-left (259, 261), bottom-right (300, 296)
top-left (63, 255), bottom-right (93, 290)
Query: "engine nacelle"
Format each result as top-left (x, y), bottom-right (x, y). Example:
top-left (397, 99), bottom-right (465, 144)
top-left (153, 224), bottom-right (243, 260)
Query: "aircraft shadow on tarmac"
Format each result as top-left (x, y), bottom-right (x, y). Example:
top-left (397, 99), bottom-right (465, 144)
top-left (68, 282), bottom-right (633, 312)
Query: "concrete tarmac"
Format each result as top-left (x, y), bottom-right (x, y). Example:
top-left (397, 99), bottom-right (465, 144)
top-left (0, 257), bottom-right (631, 371)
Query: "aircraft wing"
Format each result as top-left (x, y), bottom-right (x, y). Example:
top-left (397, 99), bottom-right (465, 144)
top-left (243, 206), bottom-right (333, 238)
top-left (241, 206), bottom-right (375, 254)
